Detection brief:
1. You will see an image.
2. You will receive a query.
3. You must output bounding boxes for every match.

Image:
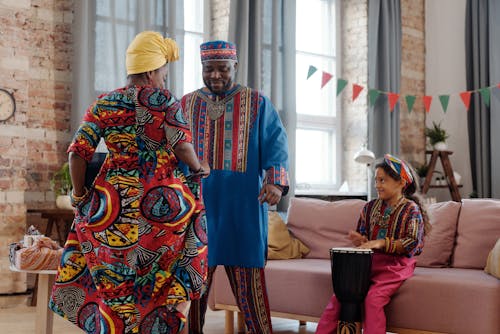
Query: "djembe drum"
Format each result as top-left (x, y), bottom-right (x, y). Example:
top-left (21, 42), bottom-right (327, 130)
top-left (330, 247), bottom-right (373, 334)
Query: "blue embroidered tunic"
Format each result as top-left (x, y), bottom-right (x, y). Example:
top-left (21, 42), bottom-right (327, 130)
top-left (181, 84), bottom-right (290, 268)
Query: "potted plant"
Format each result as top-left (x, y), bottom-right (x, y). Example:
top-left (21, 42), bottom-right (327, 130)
top-left (415, 163), bottom-right (429, 187)
top-left (50, 162), bottom-right (73, 210)
top-left (425, 121), bottom-right (449, 150)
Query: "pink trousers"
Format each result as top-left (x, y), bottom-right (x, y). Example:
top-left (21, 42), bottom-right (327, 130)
top-left (316, 253), bottom-right (416, 334)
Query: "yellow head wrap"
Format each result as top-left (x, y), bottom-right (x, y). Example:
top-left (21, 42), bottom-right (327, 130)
top-left (126, 31), bottom-right (180, 75)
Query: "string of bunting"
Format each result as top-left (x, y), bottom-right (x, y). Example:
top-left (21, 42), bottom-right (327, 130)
top-left (306, 65), bottom-right (500, 113)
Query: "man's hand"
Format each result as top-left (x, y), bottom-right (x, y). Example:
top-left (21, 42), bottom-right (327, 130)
top-left (258, 184), bottom-right (283, 205)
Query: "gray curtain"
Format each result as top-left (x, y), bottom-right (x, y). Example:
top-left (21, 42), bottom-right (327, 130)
top-left (466, 0), bottom-right (500, 198)
top-left (72, 0), bottom-right (186, 134)
top-left (228, 0), bottom-right (297, 209)
top-left (367, 0), bottom-right (401, 157)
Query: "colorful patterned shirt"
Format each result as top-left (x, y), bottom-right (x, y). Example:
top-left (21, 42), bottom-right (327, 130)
top-left (357, 198), bottom-right (425, 257)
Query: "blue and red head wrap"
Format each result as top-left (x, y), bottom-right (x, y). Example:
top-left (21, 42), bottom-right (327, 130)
top-left (200, 40), bottom-right (238, 62)
top-left (384, 154), bottom-right (413, 185)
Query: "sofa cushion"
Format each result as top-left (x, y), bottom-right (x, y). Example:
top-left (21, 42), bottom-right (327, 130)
top-left (452, 199), bottom-right (500, 269)
top-left (485, 238), bottom-right (500, 279)
top-left (287, 198), bottom-right (366, 259)
top-left (416, 201), bottom-right (461, 267)
top-left (386, 267), bottom-right (500, 334)
top-left (267, 211), bottom-right (310, 260)
top-left (210, 259), bottom-right (333, 319)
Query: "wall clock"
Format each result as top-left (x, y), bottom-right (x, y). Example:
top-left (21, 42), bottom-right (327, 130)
top-left (0, 88), bottom-right (16, 121)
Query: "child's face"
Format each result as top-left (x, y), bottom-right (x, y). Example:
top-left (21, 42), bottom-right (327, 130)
top-left (374, 167), bottom-right (406, 202)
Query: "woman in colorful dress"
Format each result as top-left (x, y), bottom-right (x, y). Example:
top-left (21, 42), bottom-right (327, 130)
top-left (316, 154), bottom-right (431, 334)
top-left (49, 31), bottom-right (209, 334)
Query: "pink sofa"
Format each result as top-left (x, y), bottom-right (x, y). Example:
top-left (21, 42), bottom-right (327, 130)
top-left (209, 197), bottom-right (500, 334)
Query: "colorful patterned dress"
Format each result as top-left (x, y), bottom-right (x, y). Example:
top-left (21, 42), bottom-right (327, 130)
top-left (181, 84), bottom-right (289, 268)
top-left (49, 86), bottom-right (207, 334)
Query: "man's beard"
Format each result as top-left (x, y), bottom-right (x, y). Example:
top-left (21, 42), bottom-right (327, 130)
top-left (204, 79), bottom-right (234, 95)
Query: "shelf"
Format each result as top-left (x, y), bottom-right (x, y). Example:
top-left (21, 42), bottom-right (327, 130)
top-left (422, 150), bottom-right (461, 202)
top-left (428, 185), bottom-right (463, 188)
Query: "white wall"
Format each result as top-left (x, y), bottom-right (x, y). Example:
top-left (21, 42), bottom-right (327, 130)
top-left (425, 0), bottom-right (472, 201)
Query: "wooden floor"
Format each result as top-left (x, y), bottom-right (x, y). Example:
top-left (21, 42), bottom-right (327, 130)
top-left (0, 303), bottom-right (318, 334)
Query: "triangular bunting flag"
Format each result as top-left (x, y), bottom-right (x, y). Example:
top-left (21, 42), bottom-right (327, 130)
top-left (423, 96), bottom-right (432, 113)
top-left (321, 72), bottom-right (333, 88)
top-left (336, 79), bottom-right (348, 96)
top-left (368, 89), bottom-right (381, 106)
top-left (387, 93), bottom-right (400, 112)
top-left (405, 95), bottom-right (416, 113)
top-left (479, 87), bottom-right (490, 107)
top-left (459, 91), bottom-right (472, 110)
top-left (352, 84), bottom-right (364, 101)
top-left (307, 65), bottom-right (317, 79)
top-left (497, 83), bottom-right (500, 89)
top-left (438, 95), bottom-right (450, 113)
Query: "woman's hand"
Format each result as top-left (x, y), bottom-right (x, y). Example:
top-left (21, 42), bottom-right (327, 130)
top-left (258, 184), bottom-right (283, 205)
top-left (192, 161), bottom-right (210, 178)
top-left (358, 239), bottom-right (385, 250)
top-left (347, 230), bottom-right (368, 247)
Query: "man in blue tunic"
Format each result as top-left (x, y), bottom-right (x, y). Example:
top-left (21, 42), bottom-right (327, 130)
top-left (181, 40), bottom-right (290, 334)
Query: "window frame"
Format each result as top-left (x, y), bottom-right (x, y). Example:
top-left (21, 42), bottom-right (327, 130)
top-left (294, 0), bottom-right (342, 192)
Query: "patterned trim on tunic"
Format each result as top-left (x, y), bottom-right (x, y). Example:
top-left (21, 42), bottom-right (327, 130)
top-left (185, 86), bottom-right (259, 172)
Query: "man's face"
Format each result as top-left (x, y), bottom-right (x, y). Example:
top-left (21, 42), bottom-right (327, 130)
top-left (202, 60), bottom-right (237, 94)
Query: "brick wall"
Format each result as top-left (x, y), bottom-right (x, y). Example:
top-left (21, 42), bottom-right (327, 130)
top-left (400, 0), bottom-right (426, 168)
top-left (341, 0), bottom-right (369, 192)
top-left (210, 0), bottom-right (229, 40)
top-left (0, 0), bottom-right (73, 294)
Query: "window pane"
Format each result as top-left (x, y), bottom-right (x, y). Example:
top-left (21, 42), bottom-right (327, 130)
top-left (184, 33), bottom-right (204, 94)
top-left (184, 0), bottom-right (204, 32)
top-left (296, 0), bottom-right (335, 56)
top-left (296, 129), bottom-right (336, 187)
top-left (296, 53), bottom-right (336, 117)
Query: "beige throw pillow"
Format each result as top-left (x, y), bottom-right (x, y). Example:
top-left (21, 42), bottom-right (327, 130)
top-left (268, 211), bottom-right (310, 260)
top-left (484, 238), bottom-right (500, 279)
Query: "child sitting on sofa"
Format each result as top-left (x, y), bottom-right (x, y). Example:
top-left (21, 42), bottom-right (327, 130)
top-left (316, 154), bottom-right (430, 334)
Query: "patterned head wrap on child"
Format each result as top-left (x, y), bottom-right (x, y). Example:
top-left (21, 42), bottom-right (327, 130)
top-left (200, 40), bottom-right (238, 62)
top-left (384, 154), bottom-right (413, 184)
top-left (126, 31), bottom-right (180, 75)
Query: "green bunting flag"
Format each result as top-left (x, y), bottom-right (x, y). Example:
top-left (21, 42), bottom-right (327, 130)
top-left (479, 87), bottom-right (491, 107)
top-left (368, 89), bottom-right (380, 106)
top-left (405, 95), bottom-right (416, 113)
top-left (336, 79), bottom-right (348, 96)
top-left (439, 95), bottom-right (450, 113)
top-left (307, 65), bottom-right (318, 79)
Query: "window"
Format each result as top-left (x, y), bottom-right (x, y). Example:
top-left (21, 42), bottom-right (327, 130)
top-left (94, 0), bottom-right (207, 97)
top-left (295, 0), bottom-right (339, 191)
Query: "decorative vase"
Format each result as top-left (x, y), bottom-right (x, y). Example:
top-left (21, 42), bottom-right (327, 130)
top-left (433, 142), bottom-right (447, 151)
top-left (56, 195), bottom-right (73, 210)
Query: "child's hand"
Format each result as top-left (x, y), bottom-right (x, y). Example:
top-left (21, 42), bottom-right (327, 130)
top-left (347, 230), bottom-right (368, 247)
top-left (358, 239), bottom-right (385, 250)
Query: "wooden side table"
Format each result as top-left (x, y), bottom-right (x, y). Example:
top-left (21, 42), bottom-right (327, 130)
top-left (27, 208), bottom-right (75, 245)
top-left (10, 266), bottom-right (57, 334)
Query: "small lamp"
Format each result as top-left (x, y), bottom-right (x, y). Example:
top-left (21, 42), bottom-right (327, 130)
top-left (354, 146), bottom-right (375, 200)
top-left (354, 147), bottom-right (375, 165)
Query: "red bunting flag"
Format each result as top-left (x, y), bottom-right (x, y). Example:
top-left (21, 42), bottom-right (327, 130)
top-left (352, 84), bottom-right (364, 101)
top-left (459, 91), bottom-right (472, 110)
top-left (387, 93), bottom-right (400, 112)
top-left (423, 96), bottom-right (432, 113)
top-left (321, 72), bottom-right (333, 88)
top-left (497, 83), bottom-right (500, 89)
